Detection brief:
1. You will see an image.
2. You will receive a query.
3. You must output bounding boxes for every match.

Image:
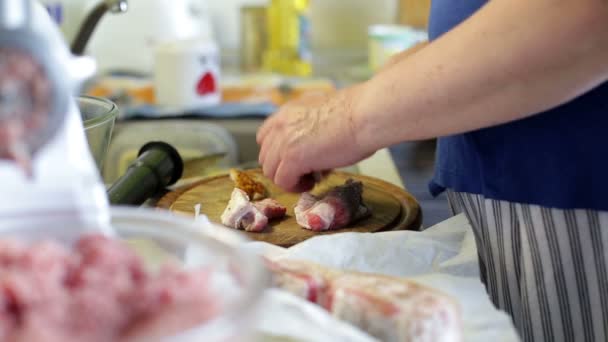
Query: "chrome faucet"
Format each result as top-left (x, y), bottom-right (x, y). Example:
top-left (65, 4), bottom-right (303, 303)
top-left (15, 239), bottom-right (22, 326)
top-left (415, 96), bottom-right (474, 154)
top-left (70, 0), bottom-right (128, 56)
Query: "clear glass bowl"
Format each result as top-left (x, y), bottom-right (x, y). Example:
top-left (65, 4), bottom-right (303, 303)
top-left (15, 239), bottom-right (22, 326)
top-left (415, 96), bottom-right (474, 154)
top-left (78, 95), bottom-right (118, 171)
top-left (0, 207), bottom-right (270, 341)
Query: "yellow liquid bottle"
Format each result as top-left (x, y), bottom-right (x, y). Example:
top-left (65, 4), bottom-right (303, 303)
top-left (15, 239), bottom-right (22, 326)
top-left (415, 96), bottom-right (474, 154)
top-left (264, 0), bottom-right (312, 76)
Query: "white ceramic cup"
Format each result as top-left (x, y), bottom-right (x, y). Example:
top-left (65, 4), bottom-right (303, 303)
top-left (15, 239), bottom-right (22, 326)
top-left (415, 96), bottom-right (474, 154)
top-left (154, 38), bottom-right (221, 110)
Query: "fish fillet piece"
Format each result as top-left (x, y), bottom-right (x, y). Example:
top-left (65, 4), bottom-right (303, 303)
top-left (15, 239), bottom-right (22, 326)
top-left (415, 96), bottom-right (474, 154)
top-left (265, 258), bottom-right (463, 342)
top-left (221, 188), bottom-right (268, 232)
top-left (229, 168), bottom-right (267, 200)
top-left (221, 189), bottom-right (287, 232)
top-left (295, 179), bottom-right (371, 231)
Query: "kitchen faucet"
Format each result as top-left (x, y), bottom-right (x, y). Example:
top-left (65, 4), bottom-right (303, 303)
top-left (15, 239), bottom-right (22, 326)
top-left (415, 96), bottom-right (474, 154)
top-left (71, 0), bottom-right (128, 55)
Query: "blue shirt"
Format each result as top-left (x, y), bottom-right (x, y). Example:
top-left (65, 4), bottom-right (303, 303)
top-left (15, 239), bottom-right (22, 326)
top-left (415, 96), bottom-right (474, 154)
top-left (428, 0), bottom-right (608, 211)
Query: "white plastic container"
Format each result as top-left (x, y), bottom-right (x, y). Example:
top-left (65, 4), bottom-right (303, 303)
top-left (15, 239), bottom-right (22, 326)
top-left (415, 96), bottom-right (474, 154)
top-left (154, 38), bottom-right (222, 111)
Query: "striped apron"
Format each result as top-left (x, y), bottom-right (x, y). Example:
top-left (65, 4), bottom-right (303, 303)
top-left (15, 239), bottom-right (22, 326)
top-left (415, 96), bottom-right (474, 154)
top-left (446, 191), bottom-right (608, 342)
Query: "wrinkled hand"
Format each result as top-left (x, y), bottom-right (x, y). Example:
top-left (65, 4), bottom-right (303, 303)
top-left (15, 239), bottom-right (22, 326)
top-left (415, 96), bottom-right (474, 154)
top-left (257, 86), bottom-right (374, 192)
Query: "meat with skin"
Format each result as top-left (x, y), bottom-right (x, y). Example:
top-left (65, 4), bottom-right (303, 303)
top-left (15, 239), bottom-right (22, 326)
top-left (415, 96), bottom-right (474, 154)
top-left (221, 188), bottom-right (287, 232)
top-left (295, 179), bottom-right (371, 231)
top-left (265, 258), bottom-right (463, 342)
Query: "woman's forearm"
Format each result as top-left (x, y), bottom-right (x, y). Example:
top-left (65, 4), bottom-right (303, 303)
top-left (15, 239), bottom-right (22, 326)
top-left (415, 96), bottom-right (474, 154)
top-left (354, 0), bottom-right (608, 150)
top-left (376, 41), bottom-right (429, 74)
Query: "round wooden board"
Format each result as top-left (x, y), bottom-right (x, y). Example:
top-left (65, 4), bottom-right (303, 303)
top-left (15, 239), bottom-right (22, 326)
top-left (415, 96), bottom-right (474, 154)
top-left (158, 170), bottom-right (421, 247)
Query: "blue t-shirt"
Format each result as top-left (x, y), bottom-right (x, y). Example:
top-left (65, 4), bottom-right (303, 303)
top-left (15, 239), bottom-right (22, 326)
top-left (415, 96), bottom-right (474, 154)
top-left (428, 0), bottom-right (608, 211)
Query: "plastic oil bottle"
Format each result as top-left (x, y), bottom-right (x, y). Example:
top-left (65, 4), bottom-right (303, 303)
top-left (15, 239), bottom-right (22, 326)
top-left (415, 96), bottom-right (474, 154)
top-left (263, 0), bottom-right (312, 76)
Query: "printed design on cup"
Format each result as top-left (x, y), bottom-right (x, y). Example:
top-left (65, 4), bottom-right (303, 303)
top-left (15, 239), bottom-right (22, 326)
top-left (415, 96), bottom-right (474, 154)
top-left (196, 73), bottom-right (216, 96)
top-left (195, 56), bottom-right (217, 96)
top-left (154, 41), bottom-right (221, 110)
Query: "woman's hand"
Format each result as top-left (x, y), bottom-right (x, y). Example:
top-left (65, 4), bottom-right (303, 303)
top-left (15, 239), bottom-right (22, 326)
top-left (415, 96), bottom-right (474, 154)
top-left (257, 84), bottom-right (375, 192)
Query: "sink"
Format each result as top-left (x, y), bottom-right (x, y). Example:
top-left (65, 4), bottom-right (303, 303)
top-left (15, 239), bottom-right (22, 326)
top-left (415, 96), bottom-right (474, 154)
top-left (103, 118), bottom-right (400, 188)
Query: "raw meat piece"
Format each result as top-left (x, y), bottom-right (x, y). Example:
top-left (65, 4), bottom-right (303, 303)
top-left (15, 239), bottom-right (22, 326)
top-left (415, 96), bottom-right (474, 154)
top-left (295, 179), bottom-right (371, 231)
top-left (254, 198), bottom-right (287, 220)
top-left (265, 258), bottom-right (463, 342)
top-left (0, 234), bottom-right (220, 342)
top-left (221, 188), bottom-right (287, 232)
top-left (221, 188), bottom-right (269, 232)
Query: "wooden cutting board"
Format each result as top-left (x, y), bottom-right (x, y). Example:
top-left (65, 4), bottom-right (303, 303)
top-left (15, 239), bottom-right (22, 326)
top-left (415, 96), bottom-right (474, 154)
top-left (157, 170), bottom-right (421, 247)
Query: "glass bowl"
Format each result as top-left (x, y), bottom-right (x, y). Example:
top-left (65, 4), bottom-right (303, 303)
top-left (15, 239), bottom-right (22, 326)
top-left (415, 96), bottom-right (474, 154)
top-left (78, 95), bottom-right (118, 171)
top-left (0, 207), bottom-right (270, 341)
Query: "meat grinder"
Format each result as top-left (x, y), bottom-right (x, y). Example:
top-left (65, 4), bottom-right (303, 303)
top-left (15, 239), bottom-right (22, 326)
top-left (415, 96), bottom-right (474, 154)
top-left (0, 0), bottom-right (108, 221)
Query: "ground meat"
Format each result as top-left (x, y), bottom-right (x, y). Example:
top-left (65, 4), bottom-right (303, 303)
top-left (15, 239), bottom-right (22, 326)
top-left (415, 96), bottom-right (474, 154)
top-left (0, 234), bottom-right (219, 342)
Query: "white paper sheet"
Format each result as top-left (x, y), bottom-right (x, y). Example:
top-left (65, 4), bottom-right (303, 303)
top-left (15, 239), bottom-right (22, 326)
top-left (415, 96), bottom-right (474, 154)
top-left (243, 214), bottom-right (522, 342)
